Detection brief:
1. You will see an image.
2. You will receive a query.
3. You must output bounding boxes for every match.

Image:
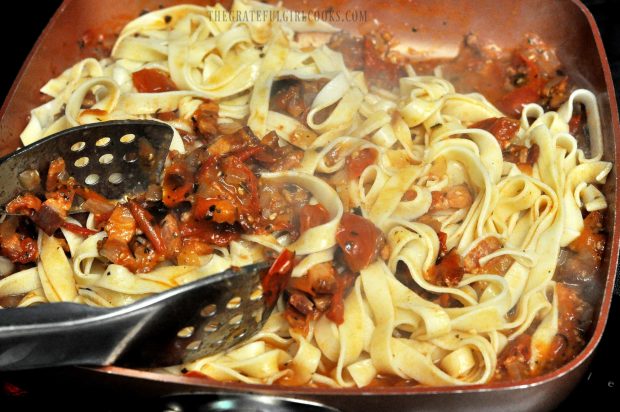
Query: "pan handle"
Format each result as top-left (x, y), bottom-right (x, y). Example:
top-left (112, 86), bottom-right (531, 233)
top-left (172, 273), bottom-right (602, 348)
top-left (160, 393), bottom-right (341, 412)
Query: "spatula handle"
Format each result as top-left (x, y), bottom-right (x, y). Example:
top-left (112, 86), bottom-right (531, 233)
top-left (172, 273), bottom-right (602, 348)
top-left (0, 303), bottom-right (131, 370)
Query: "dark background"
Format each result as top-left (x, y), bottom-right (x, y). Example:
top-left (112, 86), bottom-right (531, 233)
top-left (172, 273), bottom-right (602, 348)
top-left (0, 0), bottom-right (618, 410)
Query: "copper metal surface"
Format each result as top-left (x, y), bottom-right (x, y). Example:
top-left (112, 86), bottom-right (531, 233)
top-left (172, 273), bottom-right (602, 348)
top-left (0, 1), bottom-right (618, 411)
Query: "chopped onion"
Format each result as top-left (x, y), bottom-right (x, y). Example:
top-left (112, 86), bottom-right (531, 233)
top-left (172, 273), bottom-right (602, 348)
top-left (18, 169), bottom-right (41, 191)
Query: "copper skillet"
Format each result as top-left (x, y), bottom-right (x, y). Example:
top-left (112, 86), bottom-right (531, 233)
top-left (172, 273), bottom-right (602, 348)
top-left (0, 0), bottom-right (618, 410)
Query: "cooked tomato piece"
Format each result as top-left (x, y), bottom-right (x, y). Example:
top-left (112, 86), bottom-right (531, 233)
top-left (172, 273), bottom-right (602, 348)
top-left (336, 213), bottom-right (385, 272)
top-left (193, 196), bottom-right (236, 225)
top-left (325, 271), bottom-right (357, 324)
top-left (46, 158), bottom-right (68, 191)
top-left (299, 204), bottom-right (330, 233)
top-left (5, 194), bottom-right (42, 215)
top-left (197, 155), bottom-right (260, 230)
top-left (497, 84), bottom-right (541, 117)
top-left (176, 238), bottom-right (213, 266)
top-left (463, 236), bottom-right (503, 272)
top-left (262, 249), bottom-right (295, 307)
top-left (76, 187), bottom-right (115, 227)
top-left (568, 112), bottom-right (582, 136)
top-left (0, 217), bottom-right (38, 264)
top-left (437, 231), bottom-right (448, 258)
top-left (105, 205), bottom-right (136, 243)
top-left (470, 117), bottom-right (520, 149)
top-left (162, 156), bottom-right (194, 208)
top-left (362, 36), bottom-right (402, 90)
top-left (556, 211), bottom-right (605, 286)
top-left (426, 249), bottom-right (464, 287)
top-left (127, 200), bottom-right (166, 256)
top-left (61, 222), bottom-right (98, 236)
top-left (179, 219), bottom-right (240, 247)
top-left (132, 68), bottom-right (177, 93)
top-left (155, 110), bottom-right (178, 121)
top-left (495, 334), bottom-right (532, 381)
top-left (346, 148), bottom-right (378, 180)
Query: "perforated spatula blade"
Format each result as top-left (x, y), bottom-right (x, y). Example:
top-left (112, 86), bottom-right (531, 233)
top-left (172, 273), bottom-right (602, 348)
top-left (0, 120), bottom-right (294, 371)
top-left (0, 120), bottom-right (174, 207)
top-left (0, 251), bottom-right (294, 371)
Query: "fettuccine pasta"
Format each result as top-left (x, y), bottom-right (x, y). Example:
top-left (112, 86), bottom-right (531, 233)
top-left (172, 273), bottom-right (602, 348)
top-left (0, 0), bottom-right (612, 388)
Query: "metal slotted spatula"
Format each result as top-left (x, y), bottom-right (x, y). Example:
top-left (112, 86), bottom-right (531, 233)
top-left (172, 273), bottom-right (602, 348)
top-left (0, 120), bottom-right (294, 370)
top-left (0, 120), bottom-right (174, 207)
top-left (0, 259), bottom-right (292, 371)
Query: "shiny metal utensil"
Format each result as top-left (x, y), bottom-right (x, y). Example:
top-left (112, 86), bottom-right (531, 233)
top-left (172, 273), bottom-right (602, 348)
top-left (0, 255), bottom-right (293, 371)
top-left (0, 120), bottom-right (174, 208)
top-left (160, 393), bottom-right (341, 412)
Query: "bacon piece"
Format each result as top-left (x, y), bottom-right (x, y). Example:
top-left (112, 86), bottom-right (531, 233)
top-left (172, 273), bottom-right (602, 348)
top-left (31, 202), bottom-right (65, 236)
top-left (288, 292), bottom-right (315, 315)
top-left (206, 126), bottom-right (260, 158)
top-left (253, 131), bottom-right (304, 172)
top-left (430, 185), bottom-right (473, 212)
top-left (160, 213), bottom-right (182, 260)
top-left (192, 100), bottom-right (219, 139)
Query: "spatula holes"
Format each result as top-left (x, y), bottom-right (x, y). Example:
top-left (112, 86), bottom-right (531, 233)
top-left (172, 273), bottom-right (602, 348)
top-left (85, 174), bottom-right (100, 185)
top-left (177, 326), bottom-right (194, 338)
top-left (99, 153), bottom-right (114, 164)
top-left (232, 329), bottom-right (246, 340)
top-left (120, 133), bottom-right (135, 144)
top-left (250, 287), bottom-right (263, 301)
top-left (204, 320), bottom-right (219, 333)
top-left (251, 308), bottom-right (264, 322)
top-left (123, 152), bottom-right (138, 163)
top-left (95, 137), bottom-right (111, 147)
top-left (186, 340), bottom-right (201, 351)
top-left (71, 141), bottom-right (86, 152)
top-left (108, 173), bottom-right (123, 184)
top-left (226, 296), bottom-right (241, 310)
top-left (74, 157), bottom-right (89, 167)
top-left (228, 314), bottom-right (243, 325)
top-left (201, 304), bottom-right (217, 318)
